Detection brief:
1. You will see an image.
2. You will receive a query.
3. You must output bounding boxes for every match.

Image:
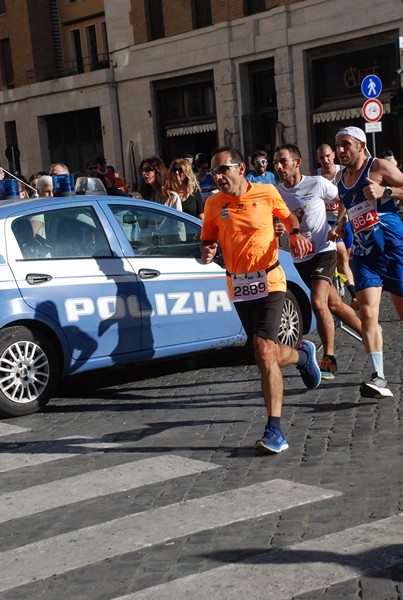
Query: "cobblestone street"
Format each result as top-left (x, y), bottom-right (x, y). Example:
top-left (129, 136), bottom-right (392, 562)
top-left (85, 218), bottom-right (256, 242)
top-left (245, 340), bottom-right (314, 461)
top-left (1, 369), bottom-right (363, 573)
top-left (0, 293), bottom-right (401, 599)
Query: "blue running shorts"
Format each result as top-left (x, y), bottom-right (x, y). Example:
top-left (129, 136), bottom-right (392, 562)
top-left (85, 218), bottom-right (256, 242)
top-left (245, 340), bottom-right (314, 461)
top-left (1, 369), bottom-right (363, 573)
top-left (342, 221), bottom-right (353, 250)
top-left (353, 245), bottom-right (403, 295)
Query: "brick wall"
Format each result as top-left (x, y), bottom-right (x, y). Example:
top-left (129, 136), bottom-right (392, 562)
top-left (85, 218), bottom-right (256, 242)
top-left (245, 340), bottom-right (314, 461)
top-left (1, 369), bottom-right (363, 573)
top-left (164, 0), bottom-right (192, 37)
top-left (129, 0), bottom-right (305, 42)
top-left (130, 0), bottom-right (148, 44)
top-left (0, 0), bottom-right (35, 88)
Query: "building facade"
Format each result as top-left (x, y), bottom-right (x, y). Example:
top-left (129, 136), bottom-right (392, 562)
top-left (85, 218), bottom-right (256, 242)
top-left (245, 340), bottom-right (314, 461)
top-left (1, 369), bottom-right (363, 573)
top-left (0, 0), bottom-right (402, 186)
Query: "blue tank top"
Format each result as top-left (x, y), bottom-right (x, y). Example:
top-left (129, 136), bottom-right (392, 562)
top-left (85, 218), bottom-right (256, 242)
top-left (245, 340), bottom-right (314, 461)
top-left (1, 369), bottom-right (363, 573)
top-left (338, 157), bottom-right (403, 256)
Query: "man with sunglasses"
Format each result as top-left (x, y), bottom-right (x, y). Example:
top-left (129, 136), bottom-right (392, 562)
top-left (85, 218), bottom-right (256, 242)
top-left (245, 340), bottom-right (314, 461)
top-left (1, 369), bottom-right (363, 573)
top-left (246, 149), bottom-right (276, 185)
top-left (200, 146), bottom-right (321, 455)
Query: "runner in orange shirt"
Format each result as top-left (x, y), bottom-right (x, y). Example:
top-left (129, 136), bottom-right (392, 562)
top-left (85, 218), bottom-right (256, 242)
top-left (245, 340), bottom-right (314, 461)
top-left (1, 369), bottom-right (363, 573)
top-left (200, 146), bottom-right (321, 454)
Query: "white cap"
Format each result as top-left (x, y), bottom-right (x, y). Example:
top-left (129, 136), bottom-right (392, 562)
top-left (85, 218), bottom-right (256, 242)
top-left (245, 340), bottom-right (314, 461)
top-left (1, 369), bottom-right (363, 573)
top-left (335, 126), bottom-right (371, 157)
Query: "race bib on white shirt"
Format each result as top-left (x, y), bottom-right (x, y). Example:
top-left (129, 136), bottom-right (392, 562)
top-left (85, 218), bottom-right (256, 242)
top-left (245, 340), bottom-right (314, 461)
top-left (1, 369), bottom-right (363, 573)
top-left (325, 200), bottom-right (339, 221)
top-left (231, 271), bottom-right (268, 302)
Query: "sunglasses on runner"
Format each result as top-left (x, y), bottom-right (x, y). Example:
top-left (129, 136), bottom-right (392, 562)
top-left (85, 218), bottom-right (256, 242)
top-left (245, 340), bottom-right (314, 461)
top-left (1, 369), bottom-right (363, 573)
top-left (254, 159), bottom-right (267, 165)
top-left (210, 163), bottom-right (240, 176)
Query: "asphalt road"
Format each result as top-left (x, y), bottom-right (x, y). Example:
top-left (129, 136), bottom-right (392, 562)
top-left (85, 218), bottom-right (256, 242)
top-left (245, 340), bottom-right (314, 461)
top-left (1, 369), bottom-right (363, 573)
top-left (0, 293), bottom-right (402, 600)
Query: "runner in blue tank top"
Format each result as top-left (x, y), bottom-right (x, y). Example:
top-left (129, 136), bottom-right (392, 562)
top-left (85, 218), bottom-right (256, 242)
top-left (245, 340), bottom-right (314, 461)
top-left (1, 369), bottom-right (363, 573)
top-left (330, 126), bottom-right (403, 399)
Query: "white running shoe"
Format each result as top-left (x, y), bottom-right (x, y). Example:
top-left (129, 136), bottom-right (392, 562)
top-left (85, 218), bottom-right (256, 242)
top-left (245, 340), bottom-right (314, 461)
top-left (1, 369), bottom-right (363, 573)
top-left (360, 374), bottom-right (393, 399)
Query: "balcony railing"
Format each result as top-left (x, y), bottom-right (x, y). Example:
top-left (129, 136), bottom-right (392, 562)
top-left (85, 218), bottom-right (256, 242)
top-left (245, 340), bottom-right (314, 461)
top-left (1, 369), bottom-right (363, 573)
top-left (26, 53), bottom-right (110, 84)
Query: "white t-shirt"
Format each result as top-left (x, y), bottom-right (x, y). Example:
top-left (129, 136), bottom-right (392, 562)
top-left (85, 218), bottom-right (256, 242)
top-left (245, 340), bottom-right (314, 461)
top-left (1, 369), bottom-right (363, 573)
top-left (315, 164), bottom-right (342, 185)
top-left (277, 175), bottom-right (337, 263)
top-left (315, 165), bottom-right (342, 221)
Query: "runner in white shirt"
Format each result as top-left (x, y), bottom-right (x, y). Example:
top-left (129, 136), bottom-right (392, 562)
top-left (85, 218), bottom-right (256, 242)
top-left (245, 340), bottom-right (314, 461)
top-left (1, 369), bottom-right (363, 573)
top-left (274, 143), bottom-right (361, 380)
top-left (278, 175), bottom-right (336, 261)
top-left (313, 143), bottom-right (358, 310)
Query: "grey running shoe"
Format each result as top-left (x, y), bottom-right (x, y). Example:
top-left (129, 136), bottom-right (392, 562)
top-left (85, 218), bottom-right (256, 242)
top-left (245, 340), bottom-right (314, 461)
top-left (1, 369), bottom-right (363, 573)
top-left (360, 374), bottom-right (393, 398)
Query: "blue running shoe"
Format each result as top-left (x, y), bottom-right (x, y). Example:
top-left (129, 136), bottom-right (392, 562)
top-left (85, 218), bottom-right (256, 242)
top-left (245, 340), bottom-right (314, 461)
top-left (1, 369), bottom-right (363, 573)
top-left (297, 340), bottom-right (321, 389)
top-left (255, 425), bottom-right (289, 453)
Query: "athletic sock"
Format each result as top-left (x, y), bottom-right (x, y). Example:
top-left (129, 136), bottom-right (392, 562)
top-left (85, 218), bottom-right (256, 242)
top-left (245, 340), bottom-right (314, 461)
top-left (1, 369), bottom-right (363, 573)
top-left (267, 416), bottom-right (281, 430)
top-left (297, 349), bottom-right (308, 367)
top-left (368, 352), bottom-right (384, 379)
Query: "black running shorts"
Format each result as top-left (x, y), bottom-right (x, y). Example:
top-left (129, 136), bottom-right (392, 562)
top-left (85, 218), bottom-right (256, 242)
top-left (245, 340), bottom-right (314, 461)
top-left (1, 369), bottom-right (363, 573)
top-left (294, 250), bottom-right (337, 288)
top-left (234, 291), bottom-right (285, 342)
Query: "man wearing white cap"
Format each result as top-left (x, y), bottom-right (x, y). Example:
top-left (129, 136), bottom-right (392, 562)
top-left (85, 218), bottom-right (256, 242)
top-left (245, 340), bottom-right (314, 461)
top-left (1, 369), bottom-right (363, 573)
top-left (333, 126), bottom-right (403, 398)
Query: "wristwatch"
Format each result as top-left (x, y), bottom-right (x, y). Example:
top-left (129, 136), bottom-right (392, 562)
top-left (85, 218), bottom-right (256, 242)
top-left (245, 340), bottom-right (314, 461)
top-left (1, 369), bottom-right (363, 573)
top-left (383, 186), bottom-right (393, 199)
top-left (291, 228), bottom-right (300, 235)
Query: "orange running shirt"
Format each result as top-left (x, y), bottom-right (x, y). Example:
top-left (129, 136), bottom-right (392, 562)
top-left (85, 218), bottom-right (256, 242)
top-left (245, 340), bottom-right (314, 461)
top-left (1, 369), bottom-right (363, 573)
top-left (201, 182), bottom-right (291, 298)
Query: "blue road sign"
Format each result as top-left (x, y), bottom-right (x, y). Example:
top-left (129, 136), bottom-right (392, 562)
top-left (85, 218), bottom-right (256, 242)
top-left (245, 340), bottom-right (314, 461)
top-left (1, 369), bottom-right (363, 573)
top-left (361, 74), bottom-right (382, 99)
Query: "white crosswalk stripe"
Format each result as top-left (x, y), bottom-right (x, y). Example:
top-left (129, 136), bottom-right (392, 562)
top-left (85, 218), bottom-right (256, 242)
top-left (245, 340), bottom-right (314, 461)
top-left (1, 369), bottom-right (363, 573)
top-left (1, 434), bottom-right (401, 599)
top-left (0, 422), bottom-right (30, 437)
top-left (0, 435), bottom-right (129, 472)
top-left (114, 514), bottom-right (403, 600)
top-left (0, 455), bottom-right (219, 524)
top-left (0, 477), bottom-right (340, 593)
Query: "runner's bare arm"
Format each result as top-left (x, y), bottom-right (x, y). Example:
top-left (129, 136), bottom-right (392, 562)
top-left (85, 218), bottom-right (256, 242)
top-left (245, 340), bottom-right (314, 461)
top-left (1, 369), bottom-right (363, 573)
top-left (282, 214), bottom-right (313, 258)
top-left (273, 218), bottom-right (285, 237)
top-left (364, 158), bottom-right (403, 202)
top-left (328, 194), bottom-right (347, 241)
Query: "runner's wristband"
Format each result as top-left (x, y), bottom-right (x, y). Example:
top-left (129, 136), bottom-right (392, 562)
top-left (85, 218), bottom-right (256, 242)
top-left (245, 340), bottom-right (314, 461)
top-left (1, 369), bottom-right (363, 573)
top-left (291, 228), bottom-right (300, 234)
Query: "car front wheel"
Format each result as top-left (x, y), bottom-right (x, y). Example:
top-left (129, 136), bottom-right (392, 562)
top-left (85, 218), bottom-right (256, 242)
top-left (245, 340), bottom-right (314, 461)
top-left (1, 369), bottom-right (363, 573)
top-left (278, 290), bottom-right (303, 348)
top-left (0, 326), bottom-right (59, 417)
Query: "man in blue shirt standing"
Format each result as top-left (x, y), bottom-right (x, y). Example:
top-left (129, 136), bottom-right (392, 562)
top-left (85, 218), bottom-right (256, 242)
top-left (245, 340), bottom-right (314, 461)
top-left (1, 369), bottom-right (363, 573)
top-left (246, 150), bottom-right (276, 184)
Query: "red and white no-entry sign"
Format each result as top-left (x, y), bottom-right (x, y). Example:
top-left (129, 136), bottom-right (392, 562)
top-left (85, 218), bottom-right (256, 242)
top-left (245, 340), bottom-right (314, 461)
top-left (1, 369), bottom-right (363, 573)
top-left (362, 98), bottom-right (383, 122)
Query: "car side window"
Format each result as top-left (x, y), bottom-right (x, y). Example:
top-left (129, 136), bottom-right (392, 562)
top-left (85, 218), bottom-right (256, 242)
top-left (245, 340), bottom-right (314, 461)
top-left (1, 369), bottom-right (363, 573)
top-left (12, 207), bottom-right (112, 259)
top-left (109, 204), bottom-right (201, 258)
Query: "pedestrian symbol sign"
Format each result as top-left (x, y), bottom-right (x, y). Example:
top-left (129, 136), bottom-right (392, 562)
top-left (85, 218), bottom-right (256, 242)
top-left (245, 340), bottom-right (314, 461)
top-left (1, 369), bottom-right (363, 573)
top-left (361, 74), bottom-right (382, 99)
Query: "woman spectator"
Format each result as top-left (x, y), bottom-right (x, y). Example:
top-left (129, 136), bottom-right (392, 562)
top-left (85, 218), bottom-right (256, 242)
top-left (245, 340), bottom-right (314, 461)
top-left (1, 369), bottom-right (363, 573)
top-left (18, 178), bottom-right (29, 198)
top-left (29, 171), bottom-right (46, 183)
top-left (169, 157), bottom-right (204, 220)
top-left (139, 156), bottom-right (182, 211)
top-left (28, 172), bottom-right (47, 197)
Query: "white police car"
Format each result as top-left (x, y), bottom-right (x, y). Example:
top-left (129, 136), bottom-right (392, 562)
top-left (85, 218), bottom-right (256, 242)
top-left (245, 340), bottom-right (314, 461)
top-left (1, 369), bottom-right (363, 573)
top-left (0, 193), bottom-right (315, 417)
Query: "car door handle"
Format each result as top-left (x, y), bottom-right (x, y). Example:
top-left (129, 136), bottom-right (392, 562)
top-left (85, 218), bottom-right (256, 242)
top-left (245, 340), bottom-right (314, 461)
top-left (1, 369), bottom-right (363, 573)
top-left (138, 268), bottom-right (160, 280)
top-left (26, 273), bottom-right (53, 285)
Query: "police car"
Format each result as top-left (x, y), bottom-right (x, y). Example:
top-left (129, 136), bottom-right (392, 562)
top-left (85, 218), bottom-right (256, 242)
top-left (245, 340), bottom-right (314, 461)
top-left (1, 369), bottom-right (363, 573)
top-left (0, 192), bottom-right (315, 417)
